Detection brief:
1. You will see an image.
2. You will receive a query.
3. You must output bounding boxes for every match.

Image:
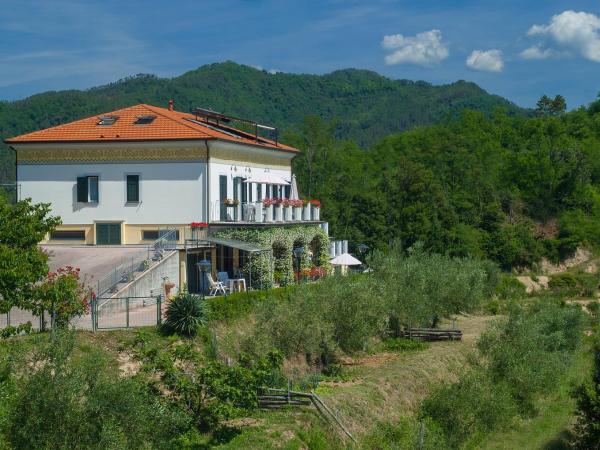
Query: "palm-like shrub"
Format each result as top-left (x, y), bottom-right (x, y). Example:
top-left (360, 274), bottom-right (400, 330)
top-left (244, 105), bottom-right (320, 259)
top-left (164, 293), bottom-right (209, 336)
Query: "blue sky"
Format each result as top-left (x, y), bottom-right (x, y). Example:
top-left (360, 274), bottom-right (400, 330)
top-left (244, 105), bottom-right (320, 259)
top-left (0, 0), bottom-right (599, 108)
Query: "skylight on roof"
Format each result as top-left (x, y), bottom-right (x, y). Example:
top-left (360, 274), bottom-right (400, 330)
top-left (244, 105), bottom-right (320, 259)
top-left (134, 115), bottom-right (156, 125)
top-left (98, 115), bottom-right (118, 126)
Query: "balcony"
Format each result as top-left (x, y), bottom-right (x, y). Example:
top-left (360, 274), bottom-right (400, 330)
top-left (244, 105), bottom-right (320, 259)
top-left (209, 200), bottom-right (321, 224)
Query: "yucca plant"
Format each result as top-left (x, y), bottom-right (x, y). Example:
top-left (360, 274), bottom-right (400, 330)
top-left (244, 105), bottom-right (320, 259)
top-left (164, 292), bottom-right (209, 336)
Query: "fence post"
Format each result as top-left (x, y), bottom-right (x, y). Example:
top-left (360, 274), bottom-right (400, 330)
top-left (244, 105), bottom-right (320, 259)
top-left (91, 297), bottom-right (96, 332)
top-left (126, 297), bottom-right (130, 328)
top-left (5, 311), bottom-right (9, 328)
top-left (156, 295), bottom-right (162, 326)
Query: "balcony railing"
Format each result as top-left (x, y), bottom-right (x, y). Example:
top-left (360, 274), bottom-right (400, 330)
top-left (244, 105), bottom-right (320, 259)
top-left (209, 201), bottom-right (320, 223)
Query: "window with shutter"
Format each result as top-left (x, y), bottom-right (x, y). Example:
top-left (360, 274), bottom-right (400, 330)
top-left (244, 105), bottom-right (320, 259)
top-left (88, 176), bottom-right (98, 203)
top-left (77, 177), bottom-right (88, 202)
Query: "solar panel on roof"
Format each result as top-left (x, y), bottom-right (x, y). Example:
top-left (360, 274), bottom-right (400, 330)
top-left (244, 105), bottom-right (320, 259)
top-left (134, 115), bottom-right (156, 125)
top-left (97, 115), bottom-right (118, 126)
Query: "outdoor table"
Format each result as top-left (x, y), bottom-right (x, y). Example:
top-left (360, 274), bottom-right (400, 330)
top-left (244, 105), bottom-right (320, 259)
top-left (229, 278), bottom-right (247, 293)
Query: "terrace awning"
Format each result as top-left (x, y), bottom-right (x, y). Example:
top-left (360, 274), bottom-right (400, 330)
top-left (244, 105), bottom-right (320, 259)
top-left (242, 173), bottom-right (290, 185)
top-left (202, 236), bottom-right (271, 253)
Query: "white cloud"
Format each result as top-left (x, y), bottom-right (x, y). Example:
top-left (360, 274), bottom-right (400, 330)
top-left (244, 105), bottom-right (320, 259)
top-left (382, 29), bottom-right (449, 67)
top-left (466, 49), bottom-right (504, 72)
top-left (519, 45), bottom-right (556, 60)
top-left (525, 10), bottom-right (600, 62)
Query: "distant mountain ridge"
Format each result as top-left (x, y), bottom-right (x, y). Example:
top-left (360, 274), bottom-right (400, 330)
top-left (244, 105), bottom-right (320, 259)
top-left (0, 61), bottom-right (526, 181)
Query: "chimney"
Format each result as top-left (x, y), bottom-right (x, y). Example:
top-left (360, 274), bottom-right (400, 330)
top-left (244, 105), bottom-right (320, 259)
top-left (168, 100), bottom-right (174, 111)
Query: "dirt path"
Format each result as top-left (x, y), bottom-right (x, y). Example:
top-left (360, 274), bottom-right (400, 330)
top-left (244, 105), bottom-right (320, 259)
top-left (317, 315), bottom-right (495, 437)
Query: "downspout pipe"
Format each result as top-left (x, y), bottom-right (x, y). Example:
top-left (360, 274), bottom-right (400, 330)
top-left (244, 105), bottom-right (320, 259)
top-left (204, 140), bottom-right (210, 228)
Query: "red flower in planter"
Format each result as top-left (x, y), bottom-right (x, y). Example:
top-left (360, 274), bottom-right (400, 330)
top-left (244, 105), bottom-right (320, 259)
top-left (190, 222), bottom-right (208, 228)
top-left (309, 199), bottom-right (321, 208)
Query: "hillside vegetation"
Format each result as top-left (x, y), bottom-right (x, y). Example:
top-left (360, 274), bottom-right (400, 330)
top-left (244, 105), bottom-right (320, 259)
top-left (0, 61), bottom-right (524, 182)
top-left (289, 98), bottom-right (600, 269)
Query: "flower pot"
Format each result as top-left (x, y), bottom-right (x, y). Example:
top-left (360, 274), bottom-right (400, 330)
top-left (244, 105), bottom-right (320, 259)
top-left (303, 204), bottom-right (311, 221)
top-left (295, 206), bottom-right (303, 221)
top-left (284, 205), bottom-right (293, 221)
top-left (312, 206), bottom-right (320, 221)
top-left (275, 204), bottom-right (283, 222)
top-left (265, 205), bottom-right (273, 222)
top-left (254, 202), bottom-right (263, 223)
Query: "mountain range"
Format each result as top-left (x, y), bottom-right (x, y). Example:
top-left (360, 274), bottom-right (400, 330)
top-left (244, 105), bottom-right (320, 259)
top-left (0, 61), bottom-right (526, 182)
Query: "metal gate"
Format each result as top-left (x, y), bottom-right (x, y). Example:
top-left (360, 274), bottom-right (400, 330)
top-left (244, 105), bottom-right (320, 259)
top-left (91, 295), bottom-right (162, 331)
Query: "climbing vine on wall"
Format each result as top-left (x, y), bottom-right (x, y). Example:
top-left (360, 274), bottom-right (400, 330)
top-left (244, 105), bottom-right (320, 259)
top-left (213, 226), bottom-right (330, 288)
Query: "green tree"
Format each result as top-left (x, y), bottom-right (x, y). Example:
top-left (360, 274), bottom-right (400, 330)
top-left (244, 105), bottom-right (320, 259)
top-left (0, 195), bottom-right (60, 313)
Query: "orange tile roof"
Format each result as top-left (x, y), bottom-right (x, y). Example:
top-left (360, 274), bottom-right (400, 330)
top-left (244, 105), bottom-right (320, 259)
top-left (4, 103), bottom-right (298, 153)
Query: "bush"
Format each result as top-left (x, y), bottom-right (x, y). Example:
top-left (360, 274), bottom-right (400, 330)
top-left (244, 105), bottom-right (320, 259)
top-left (572, 334), bottom-right (600, 450)
top-left (549, 272), bottom-right (578, 290)
top-left (495, 273), bottom-right (526, 300)
top-left (206, 286), bottom-right (294, 322)
top-left (164, 293), bottom-right (209, 337)
top-left (420, 301), bottom-right (584, 447)
top-left (421, 371), bottom-right (518, 448)
top-left (1, 332), bottom-right (189, 449)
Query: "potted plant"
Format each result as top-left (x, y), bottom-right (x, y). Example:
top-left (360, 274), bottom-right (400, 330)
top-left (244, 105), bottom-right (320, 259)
top-left (302, 199), bottom-right (311, 221)
top-left (310, 199), bottom-right (321, 220)
top-left (291, 199), bottom-right (303, 220)
top-left (282, 199), bottom-right (293, 221)
top-left (263, 198), bottom-right (274, 222)
top-left (190, 221), bottom-right (208, 239)
top-left (274, 199), bottom-right (283, 221)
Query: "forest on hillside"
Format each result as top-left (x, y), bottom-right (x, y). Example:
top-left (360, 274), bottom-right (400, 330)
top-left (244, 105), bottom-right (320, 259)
top-left (289, 94), bottom-right (600, 269)
top-left (0, 61), bottom-right (524, 182)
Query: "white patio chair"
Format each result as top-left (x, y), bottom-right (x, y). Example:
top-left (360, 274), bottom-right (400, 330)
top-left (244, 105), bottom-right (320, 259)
top-left (207, 273), bottom-right (228, 296)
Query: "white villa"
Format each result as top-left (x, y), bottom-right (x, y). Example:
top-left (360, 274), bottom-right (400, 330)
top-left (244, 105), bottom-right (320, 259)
top-left (5, 102), bottom-right (326, 294)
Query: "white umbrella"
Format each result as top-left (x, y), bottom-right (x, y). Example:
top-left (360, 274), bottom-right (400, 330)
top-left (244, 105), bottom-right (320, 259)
top-left (290, 174), bottom-right (299, 200)
top-left (330, 253), bottom-right (362, 266)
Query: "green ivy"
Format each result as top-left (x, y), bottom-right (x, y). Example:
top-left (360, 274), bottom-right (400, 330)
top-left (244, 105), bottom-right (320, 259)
top-left (213, 225), bottom-right (330, 288)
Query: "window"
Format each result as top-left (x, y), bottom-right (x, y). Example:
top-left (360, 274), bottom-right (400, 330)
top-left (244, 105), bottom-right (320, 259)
top-left (77, 176), bottom-right (98, 203)
top-left (219, 175), bottom-right (228, 221)
top-left (284, 185), bottom-right (291, 199)
top-left (134, 115), bottom-right (156, 125)
top-left (126, 175), bottom-right (140, 202)
top-left (98, 115), bottom-right (118, 126)
top-left (142, 230), bottom-right (180, 241)
top-left (257, 183), bottom-right (262, 200)
top-left (50, 230), bottom-right (85, 241)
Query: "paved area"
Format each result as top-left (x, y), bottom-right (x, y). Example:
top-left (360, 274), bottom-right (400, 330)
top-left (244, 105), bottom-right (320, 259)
top-left (41, 245), bottom-right (150, 288)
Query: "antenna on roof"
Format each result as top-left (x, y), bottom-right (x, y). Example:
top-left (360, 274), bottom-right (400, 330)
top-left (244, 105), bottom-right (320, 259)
top-left (191, 107), bottom-right (278, 146)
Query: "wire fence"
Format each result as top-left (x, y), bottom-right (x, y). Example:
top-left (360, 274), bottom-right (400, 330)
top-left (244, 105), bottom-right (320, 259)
top-left (95, 229), bottom-right (179, 296)
top-left (92, 295), bottom-right (163, 331)
top-left (0, 295), bottom-right (163, 333)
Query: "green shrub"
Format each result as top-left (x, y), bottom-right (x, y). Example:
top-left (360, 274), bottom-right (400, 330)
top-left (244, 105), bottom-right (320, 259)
top-left (549, 272), bottom-right (578, 290)
top-left (572, 334), bottom-right (600, 450)
top-left (421, 370), bottom-right (518, 448)
top-left (1, 332), bottom-right (189, 449)
top-left (495, 273), bottom-right (526, 300)
top-left (420, 301), bottom-right (584, 447)
top-left (164, 292), bottom-right (209, 337)
top-left (206, 286), bottom-right (294, 322)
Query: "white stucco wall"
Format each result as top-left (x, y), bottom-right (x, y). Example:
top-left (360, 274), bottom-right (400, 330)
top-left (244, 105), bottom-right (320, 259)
top-left (18, 161), bottom-right (207, 224)
top-left (207, 141), bottom-right (294, 221)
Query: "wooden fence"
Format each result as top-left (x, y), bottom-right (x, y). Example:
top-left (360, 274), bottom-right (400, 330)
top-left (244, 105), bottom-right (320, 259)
top-left (258, 387), bottom-right (356, 443)
top-left (400, 327), bottom-right (462, 341)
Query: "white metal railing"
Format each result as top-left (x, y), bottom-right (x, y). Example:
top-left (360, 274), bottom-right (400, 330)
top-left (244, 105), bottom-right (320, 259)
top-left (209, 201), bottom-right (320, 223)
top-left (95, 229), bottom-right (178, 297)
